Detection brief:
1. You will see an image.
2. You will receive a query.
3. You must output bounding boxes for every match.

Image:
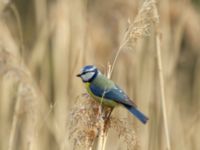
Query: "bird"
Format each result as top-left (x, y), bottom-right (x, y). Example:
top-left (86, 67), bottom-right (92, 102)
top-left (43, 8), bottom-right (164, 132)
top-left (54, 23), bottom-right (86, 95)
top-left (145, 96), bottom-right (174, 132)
top-left (76, 65), bottom-right (148, 124)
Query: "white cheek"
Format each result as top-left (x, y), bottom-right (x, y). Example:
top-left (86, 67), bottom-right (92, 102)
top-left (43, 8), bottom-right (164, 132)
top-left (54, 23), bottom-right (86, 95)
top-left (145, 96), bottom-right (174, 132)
top-left (82, 72), bottom-right (95, 81)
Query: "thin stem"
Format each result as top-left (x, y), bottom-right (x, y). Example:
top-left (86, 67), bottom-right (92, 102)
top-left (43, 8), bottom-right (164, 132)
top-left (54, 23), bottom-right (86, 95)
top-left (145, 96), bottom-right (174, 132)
top-left (110, 38), bottom-right (129, 76)
top-left (10, 4), bottom-right (24, 62)
top-left (8, 89), bottom-right (21, 150)
top-left (102, 132), bottom-right (108, 150)
top-left (96, 117), bottom-right (105, 150)
top-left (153, 1), bottom-right (171, 149)
top-left (155, 31), bottom-right (171, 150)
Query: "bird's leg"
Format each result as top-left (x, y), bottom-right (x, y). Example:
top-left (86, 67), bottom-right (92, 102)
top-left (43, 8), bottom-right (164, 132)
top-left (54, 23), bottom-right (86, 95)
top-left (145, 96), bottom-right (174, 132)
top-left (101, 106), bottom-right (112, 120)
top-left (102, 107), bottom-right (113, 133)
top-left (106, 107), bottom-right (113, 119)
top-left (98, 104), bottom-right (113, 133)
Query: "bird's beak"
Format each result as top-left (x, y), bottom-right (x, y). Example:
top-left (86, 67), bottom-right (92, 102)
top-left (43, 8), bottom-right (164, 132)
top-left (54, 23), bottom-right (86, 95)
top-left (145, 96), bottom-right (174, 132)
top-left (76, 73), bottom-right (81, 77)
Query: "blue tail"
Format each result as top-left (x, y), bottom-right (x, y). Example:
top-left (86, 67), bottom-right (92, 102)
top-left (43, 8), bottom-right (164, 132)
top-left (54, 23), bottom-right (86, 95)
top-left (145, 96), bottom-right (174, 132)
top-left (123, 105), bottom-right (149, 124)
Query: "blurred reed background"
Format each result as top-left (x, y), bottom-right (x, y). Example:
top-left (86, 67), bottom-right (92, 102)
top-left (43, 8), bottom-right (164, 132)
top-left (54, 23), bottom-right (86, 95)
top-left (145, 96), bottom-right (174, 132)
top-left (0, 0), bottom-right (200, 150)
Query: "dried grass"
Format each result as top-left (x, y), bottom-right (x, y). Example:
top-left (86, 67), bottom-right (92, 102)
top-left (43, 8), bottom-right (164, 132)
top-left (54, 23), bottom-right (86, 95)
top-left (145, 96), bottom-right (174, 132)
top-left (0, 0), bottom-right (200, 150)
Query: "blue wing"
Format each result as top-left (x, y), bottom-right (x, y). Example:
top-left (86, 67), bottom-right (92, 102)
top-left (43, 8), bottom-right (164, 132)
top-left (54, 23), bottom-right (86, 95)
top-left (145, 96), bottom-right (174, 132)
top-left (90, 83), bottom-right (136, 107)
top-left (90, 83), bottom-right (148, 124)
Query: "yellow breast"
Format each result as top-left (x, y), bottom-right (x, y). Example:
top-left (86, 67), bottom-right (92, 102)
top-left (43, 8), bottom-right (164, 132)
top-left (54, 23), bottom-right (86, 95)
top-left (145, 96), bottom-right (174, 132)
top-left (85, 82), bottom-right (118, 107)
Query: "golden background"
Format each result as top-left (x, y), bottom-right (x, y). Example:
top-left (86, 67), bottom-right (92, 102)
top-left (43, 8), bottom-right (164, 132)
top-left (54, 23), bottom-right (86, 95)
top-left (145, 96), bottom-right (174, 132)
top-left (0, 0), bottom-right (199, 150)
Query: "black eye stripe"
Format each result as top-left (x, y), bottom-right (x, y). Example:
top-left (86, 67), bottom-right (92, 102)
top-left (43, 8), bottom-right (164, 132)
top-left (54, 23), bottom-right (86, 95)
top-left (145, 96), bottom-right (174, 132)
top-left (81, 71), bottom-right (94, 75)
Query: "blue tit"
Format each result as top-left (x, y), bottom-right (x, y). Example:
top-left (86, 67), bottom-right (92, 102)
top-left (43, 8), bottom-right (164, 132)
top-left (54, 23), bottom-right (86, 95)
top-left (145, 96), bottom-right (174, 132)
top-left (76, 65), bottom-right (148, 124)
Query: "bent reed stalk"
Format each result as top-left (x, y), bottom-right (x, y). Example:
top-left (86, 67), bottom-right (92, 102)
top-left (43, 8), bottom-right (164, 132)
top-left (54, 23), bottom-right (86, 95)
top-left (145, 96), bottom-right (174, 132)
top-left (96, 1), bottom-right (159, 150)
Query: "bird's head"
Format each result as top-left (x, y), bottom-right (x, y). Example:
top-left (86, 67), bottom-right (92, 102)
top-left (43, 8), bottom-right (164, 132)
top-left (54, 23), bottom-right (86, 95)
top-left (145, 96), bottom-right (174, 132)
top-left (76, 65), bottom-right (99, 82)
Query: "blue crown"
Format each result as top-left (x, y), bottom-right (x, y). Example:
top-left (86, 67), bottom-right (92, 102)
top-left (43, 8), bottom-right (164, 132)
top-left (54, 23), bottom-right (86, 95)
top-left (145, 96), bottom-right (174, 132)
top-left (81, 65), bottom-right (96, 72)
